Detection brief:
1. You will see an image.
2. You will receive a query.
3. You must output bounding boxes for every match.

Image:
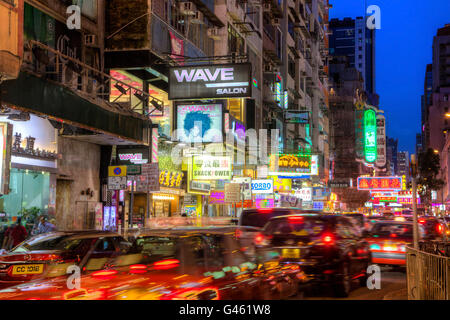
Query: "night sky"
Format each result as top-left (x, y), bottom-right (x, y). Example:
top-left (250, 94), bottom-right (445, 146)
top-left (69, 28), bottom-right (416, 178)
top-left (330, 0), bottom-right (450, 154)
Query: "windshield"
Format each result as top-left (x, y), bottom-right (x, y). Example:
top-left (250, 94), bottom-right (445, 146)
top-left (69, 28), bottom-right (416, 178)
top-left (240, 209), bottom-right (312, 228)
top-left (11, 234), bottom-right (73, 253)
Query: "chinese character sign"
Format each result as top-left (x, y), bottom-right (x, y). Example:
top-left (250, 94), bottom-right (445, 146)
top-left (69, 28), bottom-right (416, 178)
top-left (270, 154), bottom-right (312, 173)
top-left (364, 109), bottom-right (377, 163)
top-left (355, 103), bottom-right (365, 160)
top-left (357, 176), bottom-right (403, 191)
top-left (192, 156), bottom-right (232, 180)
top-left (376, 114), bottom-right (386, 167)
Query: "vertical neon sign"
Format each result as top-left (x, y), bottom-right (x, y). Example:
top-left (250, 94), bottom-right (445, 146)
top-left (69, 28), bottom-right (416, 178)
top-left (364, 109), bottom-right (377, 163)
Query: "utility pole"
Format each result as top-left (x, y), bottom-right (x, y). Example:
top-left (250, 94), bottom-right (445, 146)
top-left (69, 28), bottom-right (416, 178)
top-left (411, 154), bottom-right (419, 249)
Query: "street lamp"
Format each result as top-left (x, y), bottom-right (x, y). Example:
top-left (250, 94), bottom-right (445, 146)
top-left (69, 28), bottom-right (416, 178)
top-left (445, 113), bottom-right (450, 118)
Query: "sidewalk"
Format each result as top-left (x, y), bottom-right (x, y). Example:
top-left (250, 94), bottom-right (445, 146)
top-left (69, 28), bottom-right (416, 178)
top-left (383, 288), bottom-right (408, 300)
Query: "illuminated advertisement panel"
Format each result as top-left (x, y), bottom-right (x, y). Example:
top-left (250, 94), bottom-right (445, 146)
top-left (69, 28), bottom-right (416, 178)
top-left (357, 176), bottom-right (402, 191)
top-left (175, 102), bottom-right (223, 143)
top-left (169, 63), bottom-right (251, 100)
top-left (191, 156), bottom-right (232, 180)
top-left (364, 109), bottom-right (377, 163)
top-left (269, 153), bottom-right (312, 176)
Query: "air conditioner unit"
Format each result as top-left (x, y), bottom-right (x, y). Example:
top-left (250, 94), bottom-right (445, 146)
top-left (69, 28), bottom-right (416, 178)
top-left (180, 1), bottom-right (196, 15)
top-left (84, 34), bottom-right (97, 46)
top-left (191, 10), bottom-right (204, 24)
top-left (263, 3), bottom-right (271, 12)
top-left (272, 18), bottom-right (281, 26)
top-left (207, 28), bottom-right (221, 40)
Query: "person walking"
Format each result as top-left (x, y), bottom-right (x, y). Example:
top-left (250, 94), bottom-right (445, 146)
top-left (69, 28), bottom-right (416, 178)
top-left (8, 217), bottom-right (28, 248)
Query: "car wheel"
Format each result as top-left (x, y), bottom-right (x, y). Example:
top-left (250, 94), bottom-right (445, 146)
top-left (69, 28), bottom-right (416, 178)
top-left (333, 262), bottom-right (351, 298)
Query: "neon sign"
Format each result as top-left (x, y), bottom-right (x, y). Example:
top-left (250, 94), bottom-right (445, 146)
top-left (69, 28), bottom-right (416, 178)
top-left (364, 109), bottom-right (377, 163)
top-left (357, 176), bottom-right (402, 191)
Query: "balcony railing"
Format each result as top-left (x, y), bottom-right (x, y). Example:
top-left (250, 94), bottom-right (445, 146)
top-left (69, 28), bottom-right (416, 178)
top-left (23, 40), bottom-right (163, 119)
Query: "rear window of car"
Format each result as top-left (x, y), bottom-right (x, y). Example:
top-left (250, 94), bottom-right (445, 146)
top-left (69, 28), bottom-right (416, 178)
top-left (264, 217), bottom-right (327, 236)
top-left (371, 223), bottom-right (414, 238)
top-left (130, 236), bottom-right (179, 263)
top-left (240, 210), bottom-right (293, 228)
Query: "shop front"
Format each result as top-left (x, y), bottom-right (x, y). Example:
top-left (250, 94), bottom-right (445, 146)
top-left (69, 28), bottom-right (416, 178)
top-left (0, 114), bottom-right (57, 230)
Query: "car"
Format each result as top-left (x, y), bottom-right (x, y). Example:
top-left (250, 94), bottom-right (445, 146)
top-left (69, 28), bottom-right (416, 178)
top-left (416, 216), bottom-right (447, 240)
top-left (364, 221), bottom-right (425, 268)
top-left (255, 214), bottom-right (371, 297)
top-left (238, 208), bottom-right (322, 247)
top-left (0, 231), bottom-right (131, 289)
top-left (0, 227), bottom-right (308, 300)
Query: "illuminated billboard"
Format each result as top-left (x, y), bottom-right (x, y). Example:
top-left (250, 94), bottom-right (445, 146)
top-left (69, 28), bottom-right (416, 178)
top-left (175, 102), bottom-right (223, 143)
top-left (357, 176), bottom-right (402, 191)
top-left (269, 153), bottom-right (312, 176)
top-left (169, 63), bottom-right (252, 100)
top-left (364, 109), bottom-right (377, 163)
top-left (191, 156), bottom-right (232, 180)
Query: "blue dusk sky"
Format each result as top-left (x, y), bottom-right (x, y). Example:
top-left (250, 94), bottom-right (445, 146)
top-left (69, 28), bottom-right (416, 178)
top-left (329, 0), bottom-right (450, 154)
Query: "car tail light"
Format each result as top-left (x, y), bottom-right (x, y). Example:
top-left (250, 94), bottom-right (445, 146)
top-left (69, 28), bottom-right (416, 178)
top-left (436, 224), bottom-right (444, 234)
top-left (129, 264), bottom-right (147, 274)
top-left (254, 233), bottom-right (272, 246)
top-left (321, 233), bottom-right (335, 245)
top-left (153, 259), bottom-right (180, 270)
top-left (390, 233), bottom-right (398, 238)
top-left (254, 233), bottom-right (265, 245)
top-left (288, 216), bottom-right (304, 223)
top-left (258, 209), bottom-right (273, 213)
top-left (418, 219), bottom-right (426, 224)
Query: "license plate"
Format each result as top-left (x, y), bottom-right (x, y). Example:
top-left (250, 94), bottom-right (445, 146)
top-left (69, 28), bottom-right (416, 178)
top-left (12, 264), bottom-right (44, 275)
top-left (281, 248), bottom-right (300, 259)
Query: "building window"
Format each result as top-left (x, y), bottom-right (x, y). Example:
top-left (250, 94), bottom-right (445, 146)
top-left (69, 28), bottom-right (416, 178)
top-left (228, 24), bottom-right (245, 55)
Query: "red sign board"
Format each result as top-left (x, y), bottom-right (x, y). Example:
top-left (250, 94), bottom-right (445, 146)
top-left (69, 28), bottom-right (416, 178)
top-left (357, 176), bottom-right (402, 191)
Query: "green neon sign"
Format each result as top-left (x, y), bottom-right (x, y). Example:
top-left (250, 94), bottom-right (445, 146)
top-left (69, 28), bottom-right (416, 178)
top-left (364, 109), bottom-right (377, 163)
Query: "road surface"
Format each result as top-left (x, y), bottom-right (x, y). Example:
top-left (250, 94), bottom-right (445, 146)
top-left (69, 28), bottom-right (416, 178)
top-left (292, 267), bottom-right (407, 300)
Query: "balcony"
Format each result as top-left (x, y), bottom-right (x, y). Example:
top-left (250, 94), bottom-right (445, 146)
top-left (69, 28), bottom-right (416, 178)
top-left (1, 40), bottom-right (158, 143)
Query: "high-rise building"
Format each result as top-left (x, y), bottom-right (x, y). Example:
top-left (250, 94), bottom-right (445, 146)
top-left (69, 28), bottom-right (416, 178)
top-left (397, 151), bottom-right (410, 183)
top-left (422, 64), bottom-right (433, 149)
top-left (416, 133), bottom-right (423, 156)
top-left (329, 17), bottom-right (377, 104)
top-left (386, 137), bottom-right (398, 175)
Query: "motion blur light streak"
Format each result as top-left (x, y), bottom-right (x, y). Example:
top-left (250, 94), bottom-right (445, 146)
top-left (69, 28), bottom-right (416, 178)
top-left (153, 259), bottom-right (180, 270)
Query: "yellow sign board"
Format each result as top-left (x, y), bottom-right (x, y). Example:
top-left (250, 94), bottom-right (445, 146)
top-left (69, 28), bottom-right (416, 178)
top-left (108, 166), bottom-right (127, 177)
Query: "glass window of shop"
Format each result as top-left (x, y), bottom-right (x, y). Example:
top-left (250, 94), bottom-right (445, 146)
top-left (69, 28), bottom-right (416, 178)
top-left (0, 168), bottom-right (50, 217)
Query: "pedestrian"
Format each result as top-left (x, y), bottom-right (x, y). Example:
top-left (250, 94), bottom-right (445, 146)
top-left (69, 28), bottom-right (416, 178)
top-left (1, 223), bottom-right (13, 250)
top-left (33, 216), bottom-right (57, 235)
top-left (8, 217), bottom-right (28, 248)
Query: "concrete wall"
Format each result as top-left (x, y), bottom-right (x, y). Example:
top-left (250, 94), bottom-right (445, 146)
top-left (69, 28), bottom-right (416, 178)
top-left (55, 137), bottom-right (100, 230)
